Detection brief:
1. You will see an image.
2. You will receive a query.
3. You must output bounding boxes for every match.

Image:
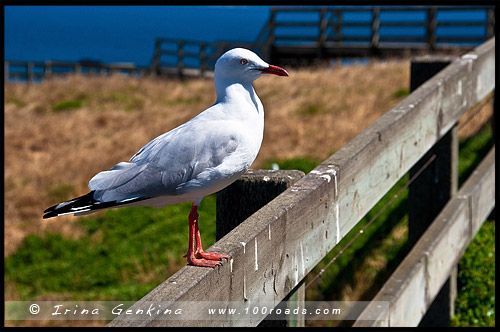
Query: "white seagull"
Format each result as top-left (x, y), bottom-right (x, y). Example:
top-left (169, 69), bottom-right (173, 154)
top-left (43, 48), bottom-right (289, 268)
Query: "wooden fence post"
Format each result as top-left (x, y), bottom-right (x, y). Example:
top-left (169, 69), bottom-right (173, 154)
top-left (426, 7), bottom-right (438, 51)
top-left (177, 40), bottom-right (184, 79)
top-left (216, 169), bottom-right (305, 327)
top-left (5, 61), bottom-right (9, 82)
top-left (371, 7), bottom-right (380, 54)
top-left (408, 55), bottom-right (459, 326)
top-left (200, 43), bottom-right (207, 77)
top-left (318, 7), bottom-right (327, 60)
top-left (486, 7), bottom-right (495, 38)
top-left (26, 62), bottom-right (34, 83)
top-left (44, 60), bottom-right (52, 79)
top-left (335, 9), bottom-right (342, 45)
top-left (268, 9), bottom-right (276, 64)
top-left (153, 38), bottom-right (162, 76)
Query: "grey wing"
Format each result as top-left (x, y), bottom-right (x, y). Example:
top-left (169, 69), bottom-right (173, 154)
top-left (89, 162), bottom-right (168, 202)
top-left (88, 120), bottom-right (241, 203)
top-left (154, 121), bottom-right (241, 193)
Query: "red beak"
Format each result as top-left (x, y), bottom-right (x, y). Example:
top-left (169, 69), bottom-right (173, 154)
top-left (258, 64), bottom-right (289, 77)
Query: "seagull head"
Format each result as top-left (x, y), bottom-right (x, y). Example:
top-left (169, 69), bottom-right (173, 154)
top-left (215, 48), bottom-right (289, 84)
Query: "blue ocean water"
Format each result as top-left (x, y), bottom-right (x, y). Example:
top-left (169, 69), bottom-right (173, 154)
top-left (4, 6), bottom-right (491, 68)
top-left (4, 6), bottom-right (270, 67)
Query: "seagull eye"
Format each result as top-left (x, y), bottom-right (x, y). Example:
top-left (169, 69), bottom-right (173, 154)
top-left (240, 58), bottom-right (248, 65)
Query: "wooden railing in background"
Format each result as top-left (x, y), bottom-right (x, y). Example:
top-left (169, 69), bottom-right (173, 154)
top-left (4, 60), bottom-right (149, 83)
top-left (267, 6), bottom-right (495, 48)
top-left (107, 37), bottom-right (494, 327)
top-left (151, 5), bottom-right (495, 77)
top-left (150, 38), bottom-right (253, 78)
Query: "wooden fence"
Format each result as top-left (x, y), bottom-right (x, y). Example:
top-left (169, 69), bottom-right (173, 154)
top-left (151, 5), bottom-right (494, 77)
top-left (266, 6), bottom-right (495, 63)
top-left (107, 37), bottom-right (495, 327)
top-left (4, 60), bottom-right (149, 83)
top-left (150, 38), bottom-right (253, 79)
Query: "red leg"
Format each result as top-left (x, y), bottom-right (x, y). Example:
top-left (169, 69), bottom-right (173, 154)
top-left (185, 204), bottom-right (229, 267)
top-left (194, 217), bottom-right (231, 261)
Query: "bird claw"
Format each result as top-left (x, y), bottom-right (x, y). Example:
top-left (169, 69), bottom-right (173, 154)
top-left (196, 251), bottom-right (231, 261)
top-left (187, 257), bottom-right (223, 268)
top-left (185, 250), bottom-right (231, 268)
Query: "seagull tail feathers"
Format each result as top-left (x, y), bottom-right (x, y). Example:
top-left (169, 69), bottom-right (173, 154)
top-left (43, 191), bottom-right (149, 219)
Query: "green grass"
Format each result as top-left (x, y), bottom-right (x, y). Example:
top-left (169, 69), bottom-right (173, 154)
top-left (47, 183), bottom-right (75, 203)
top-left (451, 220), bottom-right (495, 327)
top-left (5, 122), bottom-right (494, 326)
top-left (458, 122), bottom-right (493, 186)
top-left (263, 157), bottom-right (320, 174)
top-left (392, 88), bottom-right (410, 99)
top-left (108, 91), bottom-right (144, 111)
top-left (5, 195), bottom-right (217, 301)
top-left (296, 103), bottom-right (327, 116)
top-left (51, 99), bottom-right (85, 112)
top-left (6, 96), bottom-right (26, 107)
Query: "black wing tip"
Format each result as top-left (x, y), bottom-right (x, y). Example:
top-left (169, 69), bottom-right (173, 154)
top-left (42, 191), bottom-right (96, 219)
top-left (42, 191), bottom-right (151, 219)
top-left (43, 211), bottom-right (57, 219)
top-left (42, 203), bottom-right (61, 218)
top-left (43, 203), bottom-right (58, 214)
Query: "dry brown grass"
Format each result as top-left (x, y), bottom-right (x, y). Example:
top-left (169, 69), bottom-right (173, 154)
top-left (4, 60), bottom-right (492, 257)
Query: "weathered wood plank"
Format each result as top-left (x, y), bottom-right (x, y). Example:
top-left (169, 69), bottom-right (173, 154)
top-left (108, 39), bottom-right (494, 327)
top-left (354, 147), bottom-right (495, 327)
top-left (424, 199), bottom-right (470, 300)
top-left (458, 148), bottom-right (496, 236)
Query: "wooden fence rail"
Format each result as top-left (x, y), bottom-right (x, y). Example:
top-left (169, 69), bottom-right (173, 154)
top-left (107, 37), bottom-right (495, 327)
